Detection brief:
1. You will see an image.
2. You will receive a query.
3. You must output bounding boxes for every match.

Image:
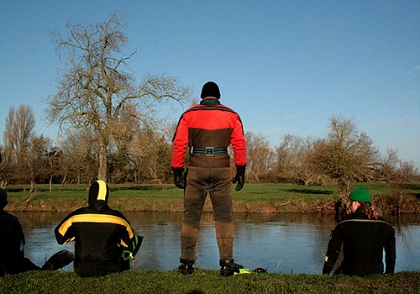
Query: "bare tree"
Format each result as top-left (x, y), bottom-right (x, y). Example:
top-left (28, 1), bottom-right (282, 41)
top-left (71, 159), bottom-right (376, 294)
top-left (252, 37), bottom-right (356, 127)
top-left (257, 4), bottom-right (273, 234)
top-left (0, 146), bottom-right (6, 188)
top-left (2, 105), bottom-right (36, 185)
top-left (373, 148), bottom-right (418, 182)
top-left (396, 161), bottom-right (418, 182)
top-left (60, 130), bottom-right (98, 184)
top-left (47, 146), bottom-right (61, 191)
top-left (372, 148), bottom-right (400, 182)
top-left (45, 12), bottom-right (190, 181)
top-left (276, 134), bottom-right (322, 185)
top-left (245, 132), bottom-right (275, 182)
top-left (134, 133), bottom-right (172, 183)
top-left (310, 116), bottom-right (377, 195)
top-left (26, 135), bottom-right (50, 191)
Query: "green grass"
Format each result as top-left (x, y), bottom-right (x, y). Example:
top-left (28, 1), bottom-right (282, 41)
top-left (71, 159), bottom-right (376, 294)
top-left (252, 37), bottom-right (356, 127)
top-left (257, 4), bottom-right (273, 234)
top-left (4, 182), bottom-right (420, 214)
top-left (1, 270), bottom-right (419, 294)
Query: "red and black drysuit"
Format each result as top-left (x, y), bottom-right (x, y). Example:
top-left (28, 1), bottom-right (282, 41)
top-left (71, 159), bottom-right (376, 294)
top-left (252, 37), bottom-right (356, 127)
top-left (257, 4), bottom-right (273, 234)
top-left (171, 97), bottom-right (246, 264)
top-left (323, 212), bottom-right (396, 276)
top-left (55, 200), bottom-right (141, 277)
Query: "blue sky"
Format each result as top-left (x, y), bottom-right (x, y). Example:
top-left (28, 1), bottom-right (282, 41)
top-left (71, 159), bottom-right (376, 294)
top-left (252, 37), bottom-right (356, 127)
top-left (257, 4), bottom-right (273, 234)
top-left (1, 1), bottom-right (419, 168)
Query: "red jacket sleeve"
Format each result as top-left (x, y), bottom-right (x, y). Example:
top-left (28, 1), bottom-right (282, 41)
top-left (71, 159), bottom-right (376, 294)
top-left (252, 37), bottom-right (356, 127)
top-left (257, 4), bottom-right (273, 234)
top-left (231, 117), bottom-right (247, 166)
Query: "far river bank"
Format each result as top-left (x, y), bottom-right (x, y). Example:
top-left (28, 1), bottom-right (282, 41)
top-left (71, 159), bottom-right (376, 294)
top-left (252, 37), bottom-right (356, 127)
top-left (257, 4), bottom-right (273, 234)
top-left (3, 182), bottom-right (420, 215)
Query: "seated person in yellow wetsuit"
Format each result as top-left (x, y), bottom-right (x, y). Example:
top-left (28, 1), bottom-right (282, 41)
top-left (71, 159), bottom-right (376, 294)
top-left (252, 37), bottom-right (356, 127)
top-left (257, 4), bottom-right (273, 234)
top-left (0, 188), bottom-right (74, 276)
top-left (55, 180), bottom-right (142, 277)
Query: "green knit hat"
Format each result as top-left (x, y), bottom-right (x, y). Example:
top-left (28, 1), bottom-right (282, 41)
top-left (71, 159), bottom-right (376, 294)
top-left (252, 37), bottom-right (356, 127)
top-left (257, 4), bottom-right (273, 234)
top-left (349, 187), bottom-right (371, 203)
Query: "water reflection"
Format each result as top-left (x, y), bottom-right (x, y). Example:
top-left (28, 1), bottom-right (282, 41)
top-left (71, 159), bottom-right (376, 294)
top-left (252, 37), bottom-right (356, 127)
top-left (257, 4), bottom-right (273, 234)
top-left (15, 212), bottom-right (420, 274)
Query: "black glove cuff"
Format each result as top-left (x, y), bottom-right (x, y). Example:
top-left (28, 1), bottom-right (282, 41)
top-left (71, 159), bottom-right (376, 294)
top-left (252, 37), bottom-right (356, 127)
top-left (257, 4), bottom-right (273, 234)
top-left (172, 167), bottom-right (184, 174)
top-left (236, 165), bottom-right (246, 173)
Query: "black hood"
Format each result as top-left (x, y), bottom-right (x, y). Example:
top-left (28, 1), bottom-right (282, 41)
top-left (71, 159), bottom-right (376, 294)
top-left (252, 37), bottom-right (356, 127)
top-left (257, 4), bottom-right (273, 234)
top-left (88, 180), bottom-right (109, 207)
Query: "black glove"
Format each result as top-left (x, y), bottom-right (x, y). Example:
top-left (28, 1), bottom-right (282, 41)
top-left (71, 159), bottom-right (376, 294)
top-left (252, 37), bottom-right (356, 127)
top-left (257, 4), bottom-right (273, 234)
top-left (232, 165), bottom-right (246, 191)
top-left (322, 262), bottom-right (333, 275)
top-left (131, 235), bottom-right (144, 257)
top-left (172, 167), bottom-right (185, 189)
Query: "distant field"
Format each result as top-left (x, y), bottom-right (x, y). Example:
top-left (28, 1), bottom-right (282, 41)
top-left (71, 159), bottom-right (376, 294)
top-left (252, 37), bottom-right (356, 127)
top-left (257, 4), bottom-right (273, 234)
top-left (3, 182), bottom-right (420, 214)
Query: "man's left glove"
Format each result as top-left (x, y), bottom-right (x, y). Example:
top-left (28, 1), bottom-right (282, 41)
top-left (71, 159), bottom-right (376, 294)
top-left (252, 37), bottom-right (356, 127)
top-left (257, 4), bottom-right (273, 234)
top-left (232, 165), bottom-right (246, 191)
top-left (172, 167), bottom-right (185, 189)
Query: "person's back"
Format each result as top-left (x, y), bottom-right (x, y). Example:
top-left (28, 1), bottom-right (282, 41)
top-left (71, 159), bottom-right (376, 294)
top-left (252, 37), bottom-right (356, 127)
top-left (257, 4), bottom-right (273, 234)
top-left (1, 188), bottom-right (74, 276)
top-left (333, 213), bottom-right (395, 276)
top-left (171, 82), bottom-right (247, 276)
top-left (323, 187), bottom-right (396, 277)
top-left (55, 180), bottom-right (142, 277)
top-left (60, 205), bottom-right (133, 276)
top-left (0, 210), bottom-right (25, 275)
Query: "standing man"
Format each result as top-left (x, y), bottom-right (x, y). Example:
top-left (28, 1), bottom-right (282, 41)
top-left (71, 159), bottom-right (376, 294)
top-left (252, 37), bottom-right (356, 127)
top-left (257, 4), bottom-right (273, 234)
top-left (171, 81), bottom-right (247, 276)
top-left (55, 180), bottom-right (142, 277)
top-left (323, 187), bottom-right (396, 276)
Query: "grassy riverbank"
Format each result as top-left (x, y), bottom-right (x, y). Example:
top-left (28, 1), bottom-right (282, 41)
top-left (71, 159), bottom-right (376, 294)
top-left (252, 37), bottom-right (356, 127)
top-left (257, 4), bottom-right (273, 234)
top-left (1, 270), bottom-right (419, 294)
top-left (2, 183), bottom-right (419, 293)
top-left (3, 182), bottom-right (420, 214)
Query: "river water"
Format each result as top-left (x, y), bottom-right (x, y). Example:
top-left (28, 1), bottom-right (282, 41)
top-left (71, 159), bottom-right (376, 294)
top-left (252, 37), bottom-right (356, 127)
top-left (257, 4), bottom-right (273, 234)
top-left (15, 212), bottom-right (420, 274)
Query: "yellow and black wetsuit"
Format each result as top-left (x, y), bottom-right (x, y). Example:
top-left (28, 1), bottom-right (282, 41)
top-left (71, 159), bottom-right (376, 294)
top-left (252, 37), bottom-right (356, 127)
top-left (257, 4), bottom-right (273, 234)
top-left (55, 181), bottom-right (141, 277)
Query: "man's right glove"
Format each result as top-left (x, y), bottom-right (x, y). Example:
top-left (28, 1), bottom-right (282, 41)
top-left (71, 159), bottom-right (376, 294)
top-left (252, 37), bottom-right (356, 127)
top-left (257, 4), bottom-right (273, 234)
top-left (232, 165), bottom-right (246, 191)
top-left (172, 167), bottom-right (185, 189)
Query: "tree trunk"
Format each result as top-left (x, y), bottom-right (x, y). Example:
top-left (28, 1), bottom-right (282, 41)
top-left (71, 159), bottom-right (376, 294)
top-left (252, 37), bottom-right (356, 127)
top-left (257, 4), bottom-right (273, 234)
top-left (30, 179), bottom-right (35, 193)
top-left (59, 172), bottom-right (69, 192)
top-left (98, 139), bottom-right (107, 181)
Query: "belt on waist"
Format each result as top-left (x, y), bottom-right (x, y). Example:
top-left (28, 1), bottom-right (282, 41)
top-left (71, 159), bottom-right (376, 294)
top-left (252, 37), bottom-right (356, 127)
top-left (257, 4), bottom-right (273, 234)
top-left (192, 147), bottom-right (228, 156)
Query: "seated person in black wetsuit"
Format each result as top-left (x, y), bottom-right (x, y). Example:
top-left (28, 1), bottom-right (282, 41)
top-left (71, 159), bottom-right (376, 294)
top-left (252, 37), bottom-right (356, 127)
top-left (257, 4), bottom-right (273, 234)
top-left (0, 188), bottom-right (74, 276)
top-left (55, 180), bottom-right (143, 277)
top-left (323, 187), bottom-right (396, 276)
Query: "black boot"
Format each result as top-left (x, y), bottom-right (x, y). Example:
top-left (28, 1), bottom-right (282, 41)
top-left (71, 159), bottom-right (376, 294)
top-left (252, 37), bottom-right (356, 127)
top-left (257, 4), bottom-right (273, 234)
top-left (42, 250), bottom-right (75, 270)
top-left (178, 259), bottom-right (195, 275)
top-left (220, 259), bottom-right (243, 276)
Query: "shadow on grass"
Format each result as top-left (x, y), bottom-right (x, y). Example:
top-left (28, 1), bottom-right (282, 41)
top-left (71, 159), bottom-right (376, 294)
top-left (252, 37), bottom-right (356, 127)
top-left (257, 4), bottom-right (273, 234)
top-left (391, 183), bottom-right (420, 199)
top-left (6, 186), bottom-right (86, 193)
top-left (284, 188), bottom-right (333, 195)
top-left (110, 185), bottom-right (176, 192)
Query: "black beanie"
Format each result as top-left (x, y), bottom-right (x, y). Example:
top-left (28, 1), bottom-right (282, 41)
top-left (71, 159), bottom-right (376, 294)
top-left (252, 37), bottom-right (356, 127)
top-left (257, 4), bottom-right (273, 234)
top-left (201, 81), bottom-right (221, 99)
